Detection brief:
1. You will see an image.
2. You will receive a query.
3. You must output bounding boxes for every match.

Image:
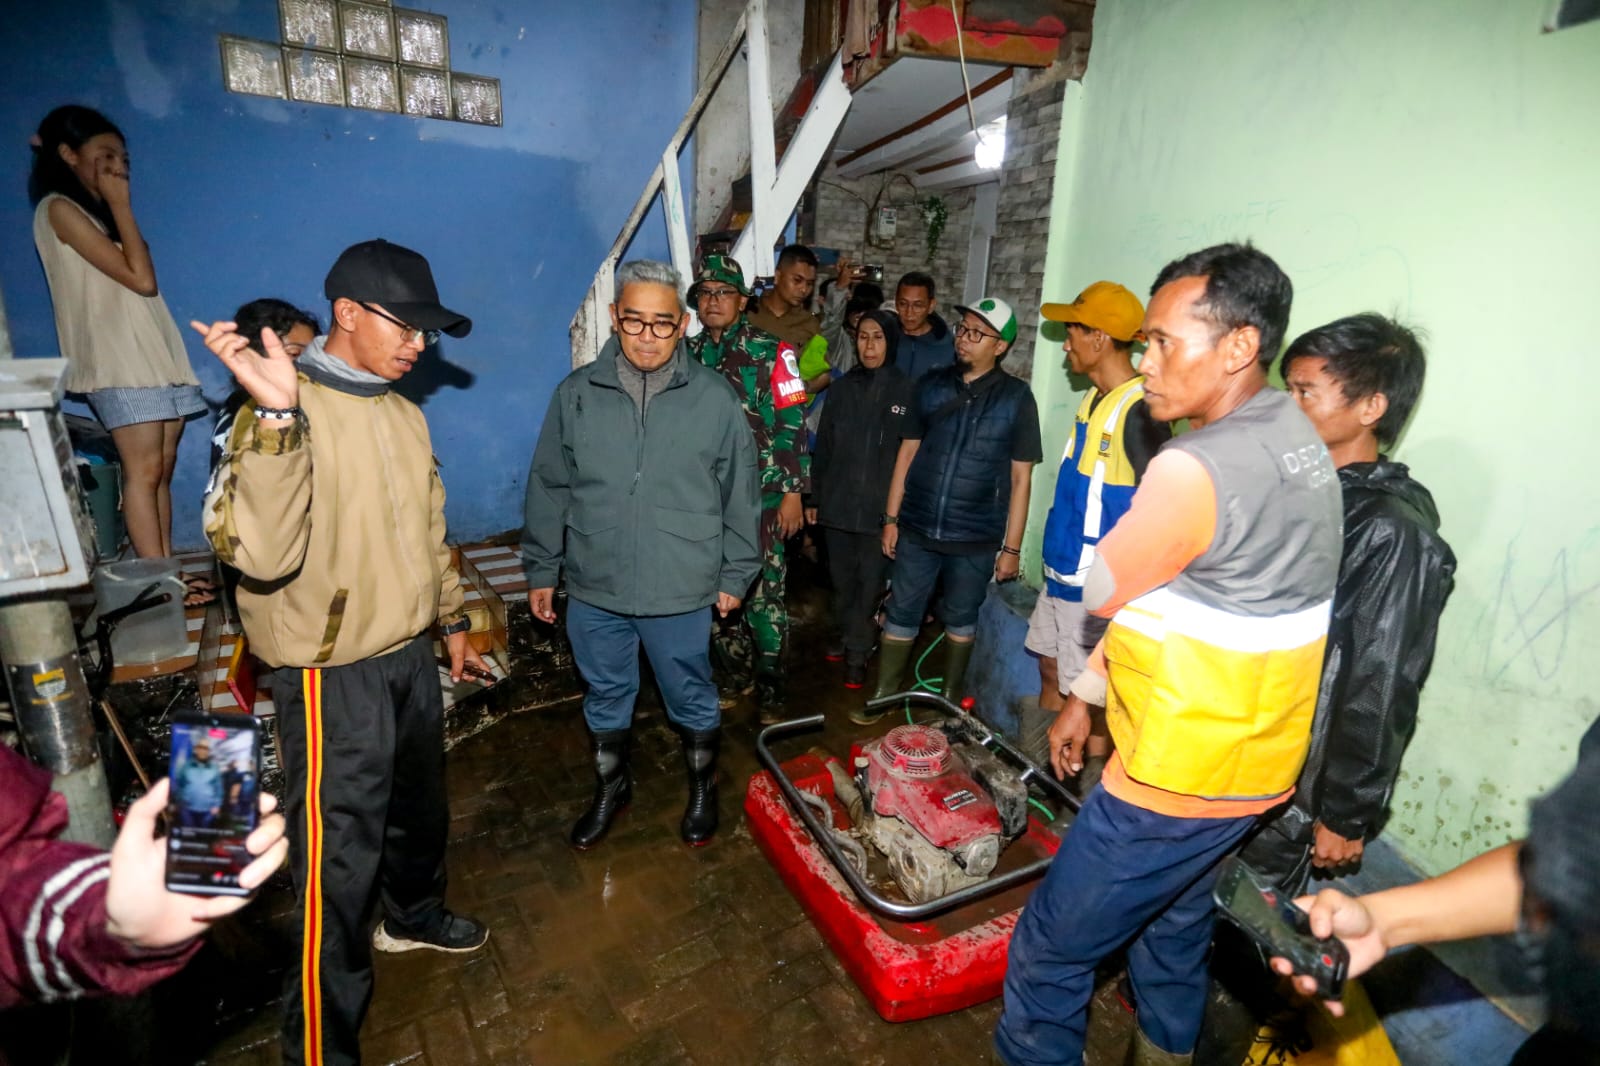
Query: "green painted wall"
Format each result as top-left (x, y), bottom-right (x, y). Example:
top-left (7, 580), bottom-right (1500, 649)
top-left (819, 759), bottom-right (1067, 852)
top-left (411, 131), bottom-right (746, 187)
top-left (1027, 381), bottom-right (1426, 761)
top-left (1025, 0), bottom-right (1600, 875)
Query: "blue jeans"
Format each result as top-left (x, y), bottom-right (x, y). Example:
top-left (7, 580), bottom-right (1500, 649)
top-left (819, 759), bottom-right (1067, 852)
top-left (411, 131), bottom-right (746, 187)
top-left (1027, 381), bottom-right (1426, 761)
top-left (995, 787), bottom-right (1258, 1065)
top-left (884, 532), bottom-right (991, 639)
top-left (566, 598), bottom-right (719, 733)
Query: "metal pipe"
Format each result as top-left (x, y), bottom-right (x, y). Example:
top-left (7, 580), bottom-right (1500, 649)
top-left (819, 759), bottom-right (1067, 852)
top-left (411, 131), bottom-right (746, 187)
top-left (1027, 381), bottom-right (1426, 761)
top-left (0, 595), bottom-right (116, 847)
top-left (755, 710), bottom-right (1071, 921)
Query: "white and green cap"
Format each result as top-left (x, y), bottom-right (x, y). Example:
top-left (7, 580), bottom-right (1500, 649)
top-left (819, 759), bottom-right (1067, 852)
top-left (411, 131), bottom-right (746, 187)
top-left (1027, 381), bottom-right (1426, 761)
top-left (953, 296), bottom-right (1018, 344)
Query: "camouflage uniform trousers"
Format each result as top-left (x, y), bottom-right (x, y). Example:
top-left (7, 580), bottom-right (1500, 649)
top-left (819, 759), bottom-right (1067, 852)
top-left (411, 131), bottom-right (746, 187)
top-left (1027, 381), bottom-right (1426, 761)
top-left (713, 502), bottom-right (788, 683)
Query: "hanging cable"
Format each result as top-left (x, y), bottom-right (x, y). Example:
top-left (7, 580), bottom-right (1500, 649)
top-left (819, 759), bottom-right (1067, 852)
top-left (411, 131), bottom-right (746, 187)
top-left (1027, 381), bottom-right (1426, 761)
top-left (947, 0), bottom-right (980, 134)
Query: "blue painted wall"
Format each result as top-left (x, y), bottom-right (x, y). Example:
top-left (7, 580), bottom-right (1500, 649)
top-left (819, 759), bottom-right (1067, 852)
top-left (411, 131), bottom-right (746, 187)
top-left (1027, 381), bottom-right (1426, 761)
top-left (1, 0), bottom-right (696, 547)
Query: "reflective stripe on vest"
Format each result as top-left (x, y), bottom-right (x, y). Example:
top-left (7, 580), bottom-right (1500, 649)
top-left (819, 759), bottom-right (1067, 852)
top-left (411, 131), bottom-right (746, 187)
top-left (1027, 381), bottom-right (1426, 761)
top-left (1104, 586), bottom-right (1332, 800)
top-left (1041, 379), bottom-right (1146, 590)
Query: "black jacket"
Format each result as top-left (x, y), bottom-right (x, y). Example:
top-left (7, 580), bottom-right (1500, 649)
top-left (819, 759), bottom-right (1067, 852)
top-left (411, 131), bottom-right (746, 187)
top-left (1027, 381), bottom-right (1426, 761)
top-left (812, 364), bottom-right (915, 535)
top-left (892, 312), bottom-right (955, 380)
top-left (1246, 461), bottom-right (1456, 883)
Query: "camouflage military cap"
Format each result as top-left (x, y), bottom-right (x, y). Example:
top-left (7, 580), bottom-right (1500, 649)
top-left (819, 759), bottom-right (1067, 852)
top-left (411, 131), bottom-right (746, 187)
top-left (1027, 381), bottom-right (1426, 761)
top-left (688, 254), bottom-right (749, 300)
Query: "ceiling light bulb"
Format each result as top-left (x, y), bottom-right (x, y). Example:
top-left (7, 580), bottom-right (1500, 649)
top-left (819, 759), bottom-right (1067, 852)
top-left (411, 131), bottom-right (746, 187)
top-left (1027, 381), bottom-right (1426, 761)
top-left (973, 116), bottom-right (1007, 170)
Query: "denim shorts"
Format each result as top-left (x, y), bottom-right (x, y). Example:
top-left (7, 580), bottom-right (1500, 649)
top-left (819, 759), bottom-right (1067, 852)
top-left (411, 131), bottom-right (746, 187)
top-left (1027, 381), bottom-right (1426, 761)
top-left (86, 384), bottom-right (207, 430)
top-left (884, 531), bottom-right (993, 639)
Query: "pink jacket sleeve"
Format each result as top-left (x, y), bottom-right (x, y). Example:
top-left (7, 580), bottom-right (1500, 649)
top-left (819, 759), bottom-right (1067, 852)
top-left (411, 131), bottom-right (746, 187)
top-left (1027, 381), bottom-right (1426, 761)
top-left (0, 748), bottom-right (197, 1007)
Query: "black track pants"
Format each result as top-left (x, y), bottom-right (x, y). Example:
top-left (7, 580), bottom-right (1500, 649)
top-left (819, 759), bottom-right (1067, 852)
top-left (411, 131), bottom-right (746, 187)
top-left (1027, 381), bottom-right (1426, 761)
top-left (271, 634), bottom-right (449, 1066)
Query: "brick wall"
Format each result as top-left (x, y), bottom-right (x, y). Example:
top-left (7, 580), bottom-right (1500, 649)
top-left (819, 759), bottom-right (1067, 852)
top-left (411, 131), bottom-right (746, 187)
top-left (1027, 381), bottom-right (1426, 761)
top-left (983, 62), bottom-right (1076, 383)
top-left (809, 159), bottom-right (977, 315)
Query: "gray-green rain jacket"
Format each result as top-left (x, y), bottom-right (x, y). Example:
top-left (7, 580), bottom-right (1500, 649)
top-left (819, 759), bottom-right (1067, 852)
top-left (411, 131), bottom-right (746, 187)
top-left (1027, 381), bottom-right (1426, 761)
top-left (521, 337), bottom-right (761, 615)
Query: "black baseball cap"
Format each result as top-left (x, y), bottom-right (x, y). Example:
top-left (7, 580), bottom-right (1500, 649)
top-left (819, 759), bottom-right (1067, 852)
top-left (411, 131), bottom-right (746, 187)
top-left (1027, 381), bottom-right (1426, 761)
top-left (323, 239), bottom-right (472, 338)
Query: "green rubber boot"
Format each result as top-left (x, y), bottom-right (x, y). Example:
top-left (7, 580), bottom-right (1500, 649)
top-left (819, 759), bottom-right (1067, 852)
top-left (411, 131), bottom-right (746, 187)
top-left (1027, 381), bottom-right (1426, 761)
top-left (1126, 1027), bottom-right (1193, 1066)
top-left (852, 637), bottom-right (915, 724)
top-left (940, 638), bottom-right (975, 703)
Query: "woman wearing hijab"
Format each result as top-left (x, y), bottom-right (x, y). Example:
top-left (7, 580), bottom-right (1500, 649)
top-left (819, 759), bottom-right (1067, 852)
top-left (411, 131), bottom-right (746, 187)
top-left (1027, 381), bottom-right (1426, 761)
top-left (807, 310), bottom-right (916, 690)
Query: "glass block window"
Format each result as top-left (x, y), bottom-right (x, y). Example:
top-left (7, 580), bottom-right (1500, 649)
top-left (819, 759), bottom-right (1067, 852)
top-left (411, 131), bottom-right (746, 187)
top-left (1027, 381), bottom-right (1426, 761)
top-left (340, 1), bottom-right (395, 59)
top-left (284, 47), bottom-right (344, 106)
top-left (280, 0), bottom-right (338, 52)
top-left (220, 36), bottom-right (286, 99)
top-left (401, 67), bottom-right (451, 119)
top-left (396, 9), bottom-right (448, 69)
top-left (346, 57), bottom-right (400, 112)
top-left (221, 3), bottom-right (501, 124)
top-left (452, 74), bottom-right (501, 126)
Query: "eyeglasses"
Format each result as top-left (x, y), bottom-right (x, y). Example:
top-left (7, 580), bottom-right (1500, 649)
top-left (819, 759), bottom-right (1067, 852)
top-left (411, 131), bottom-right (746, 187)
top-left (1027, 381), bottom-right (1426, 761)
top-left (954, 323), bottom-right (1001, 342)
top-left (696, 287), bottom-right (742, 303)
top-left (617, 317), bottom-right (682, 339)
top-left (359, 302), bottom-right (439, 346)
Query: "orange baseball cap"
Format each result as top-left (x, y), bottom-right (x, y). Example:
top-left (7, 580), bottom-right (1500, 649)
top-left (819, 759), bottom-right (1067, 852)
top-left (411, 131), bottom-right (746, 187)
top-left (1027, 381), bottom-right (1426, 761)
top-left (1041, 281), bottom-right (1145, 342)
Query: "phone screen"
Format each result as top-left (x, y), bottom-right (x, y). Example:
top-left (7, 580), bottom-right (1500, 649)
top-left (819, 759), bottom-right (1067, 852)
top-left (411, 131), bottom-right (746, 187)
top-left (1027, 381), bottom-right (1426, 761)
top-left (1213, 857), bottom-right (1347, 996)
top-left (165, 714), bottom-right (262, 897)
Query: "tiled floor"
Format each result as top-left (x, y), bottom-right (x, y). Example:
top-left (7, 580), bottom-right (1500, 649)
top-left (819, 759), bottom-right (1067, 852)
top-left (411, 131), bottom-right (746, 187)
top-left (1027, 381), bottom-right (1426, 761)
top-left (15, 550), bottom-right (1459, 1065)
top-left (0, 546), bottom-right (1530, 1064)
top-left (21, 560), bottom-right (1151, 1066)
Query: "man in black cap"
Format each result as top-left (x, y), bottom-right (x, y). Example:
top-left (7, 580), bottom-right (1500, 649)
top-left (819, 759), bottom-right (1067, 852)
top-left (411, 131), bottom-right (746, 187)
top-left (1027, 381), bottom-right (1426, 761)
top-left (193, 239), bottom-right (488, 1066)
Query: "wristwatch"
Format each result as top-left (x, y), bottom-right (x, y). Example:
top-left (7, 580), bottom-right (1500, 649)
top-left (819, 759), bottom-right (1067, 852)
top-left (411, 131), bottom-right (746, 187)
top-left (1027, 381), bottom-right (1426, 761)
top-left (880, 514), bottom-right (899, 527)
top-left (440, 616), bottom-right (470, 636)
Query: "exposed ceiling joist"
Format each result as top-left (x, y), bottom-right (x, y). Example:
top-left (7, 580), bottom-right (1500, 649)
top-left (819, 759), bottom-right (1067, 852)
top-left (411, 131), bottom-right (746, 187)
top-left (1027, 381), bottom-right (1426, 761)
top-left (835, 68), bottom-right (1012, 179)
top-left (914, 159), bottom-right (1000, 191)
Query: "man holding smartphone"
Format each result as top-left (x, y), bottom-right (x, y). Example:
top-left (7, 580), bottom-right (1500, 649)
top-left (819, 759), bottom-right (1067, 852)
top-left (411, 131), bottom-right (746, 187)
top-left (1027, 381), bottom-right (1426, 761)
top-left (194, 239), bottom-right (489, 1066)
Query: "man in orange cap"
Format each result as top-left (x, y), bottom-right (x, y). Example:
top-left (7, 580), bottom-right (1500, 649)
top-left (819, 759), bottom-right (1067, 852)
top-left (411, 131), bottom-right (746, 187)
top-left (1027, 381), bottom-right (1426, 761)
top-left (1027, 282), bottom-right (1171, 794)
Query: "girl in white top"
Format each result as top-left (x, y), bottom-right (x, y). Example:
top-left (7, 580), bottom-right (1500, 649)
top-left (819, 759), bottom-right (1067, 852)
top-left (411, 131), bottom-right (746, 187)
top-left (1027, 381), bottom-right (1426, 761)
top-left (30, 106), bottom-right (208, 592)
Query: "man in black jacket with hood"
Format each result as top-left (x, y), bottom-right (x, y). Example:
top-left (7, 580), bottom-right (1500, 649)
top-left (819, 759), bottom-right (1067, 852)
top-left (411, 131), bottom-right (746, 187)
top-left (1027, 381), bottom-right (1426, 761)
top-left (1241, 313), bottom-right (1456, 894)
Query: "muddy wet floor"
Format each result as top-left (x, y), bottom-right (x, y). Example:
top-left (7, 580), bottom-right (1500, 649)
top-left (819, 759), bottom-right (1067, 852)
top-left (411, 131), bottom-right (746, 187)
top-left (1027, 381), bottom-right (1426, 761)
top-left (2, 576), bottom-right (1268, 1065)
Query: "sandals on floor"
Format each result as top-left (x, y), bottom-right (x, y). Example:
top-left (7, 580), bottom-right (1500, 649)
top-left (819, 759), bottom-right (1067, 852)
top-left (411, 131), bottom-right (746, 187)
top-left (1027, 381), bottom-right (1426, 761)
top-left (182, 572), bottom-right (218, 608)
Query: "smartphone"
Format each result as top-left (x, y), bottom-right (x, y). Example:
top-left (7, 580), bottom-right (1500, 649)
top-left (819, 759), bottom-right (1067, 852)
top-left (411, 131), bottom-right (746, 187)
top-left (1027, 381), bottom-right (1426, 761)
top-left (861, 263), bottom-right (885, 284)
top-left (164, 712), bottom-right (263, 897)
top-left (1212, 856), bottom-right (1349, 998)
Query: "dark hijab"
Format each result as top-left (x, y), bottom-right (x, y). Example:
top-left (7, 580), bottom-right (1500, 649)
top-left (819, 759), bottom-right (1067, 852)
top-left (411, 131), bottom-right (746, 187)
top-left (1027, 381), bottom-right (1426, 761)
top-left (854, 308), bottom-right (901, 370)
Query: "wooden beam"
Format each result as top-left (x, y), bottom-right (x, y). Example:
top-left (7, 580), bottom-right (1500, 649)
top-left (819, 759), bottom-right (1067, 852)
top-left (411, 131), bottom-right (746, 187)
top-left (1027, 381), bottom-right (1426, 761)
top-left (836, 70), bottom-right (1010, 179)
top-left (914, 159), bottom-right (998, 191)
top-left (896, 0), bottom-right (1063, 66)
top-left (731, 50), bottom-right (853, 280)
top-left (915, 154), bottom-right (973, 175)
top-left (838, 67), bottom-right (1011, 168)
top-left (746, 0), bottom-right (779, 277)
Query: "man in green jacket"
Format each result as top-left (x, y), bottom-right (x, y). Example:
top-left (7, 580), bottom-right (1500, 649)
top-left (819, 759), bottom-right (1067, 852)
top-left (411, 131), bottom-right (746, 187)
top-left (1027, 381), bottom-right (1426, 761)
top-left (522, 259), bottom-right (761, 850)
top-left (684, 254), bottom-right (809, 723)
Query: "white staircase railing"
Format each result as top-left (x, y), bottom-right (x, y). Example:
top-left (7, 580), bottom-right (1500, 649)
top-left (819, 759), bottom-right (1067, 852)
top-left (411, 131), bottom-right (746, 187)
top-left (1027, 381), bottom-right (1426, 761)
top-left (568, 0), bottom-right (854, 368)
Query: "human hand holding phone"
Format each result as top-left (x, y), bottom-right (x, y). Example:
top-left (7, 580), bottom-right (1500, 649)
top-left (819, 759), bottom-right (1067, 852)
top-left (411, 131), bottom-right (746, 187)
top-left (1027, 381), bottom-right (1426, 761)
top-left (1267, 887), bottom-right (1394, 1016)
top-left (112, 778), bottom-right (286, 949)
top-left (446, 629), bottom-right (491, 684)
top-left (1215, 858), bottom-right (1350, 1003)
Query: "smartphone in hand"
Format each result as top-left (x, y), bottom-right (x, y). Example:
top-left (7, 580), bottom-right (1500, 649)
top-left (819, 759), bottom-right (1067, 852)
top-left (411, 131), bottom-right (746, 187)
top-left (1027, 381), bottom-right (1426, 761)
top-left (1213, 856), bottom-right (1349, 998)
top-left (164, 712), bottom-right (263, 897)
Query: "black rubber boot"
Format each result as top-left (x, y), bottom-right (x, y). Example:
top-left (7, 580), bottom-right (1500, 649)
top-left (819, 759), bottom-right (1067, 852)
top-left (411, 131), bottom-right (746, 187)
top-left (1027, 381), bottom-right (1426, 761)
top-left (680, 726), bottom-right (721, 846)
top-left (843, 652), bottom-right (868, 690)
top-left (570, 729), bottom-right (631, 850)
top-left (853, 637), bottom-right (915, 724)
top-left (940, 638), bottom-right (975, 703)
top-left (755, 671), bottom-right (787, 726)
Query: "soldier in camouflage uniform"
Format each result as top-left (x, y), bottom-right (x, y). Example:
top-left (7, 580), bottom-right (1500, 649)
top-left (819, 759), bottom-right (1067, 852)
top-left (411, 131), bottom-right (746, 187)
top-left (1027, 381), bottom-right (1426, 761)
top-left (685, 254), bottom-right (809, 722)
